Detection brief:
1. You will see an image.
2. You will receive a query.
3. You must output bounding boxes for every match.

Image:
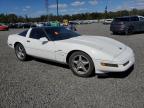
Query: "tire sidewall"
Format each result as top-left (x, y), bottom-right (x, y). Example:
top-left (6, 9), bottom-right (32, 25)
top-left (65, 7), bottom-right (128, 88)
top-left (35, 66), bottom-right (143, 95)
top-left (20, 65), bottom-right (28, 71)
top-left (69, 51), bottom-right (95, 77)
top-left (125, 26), bottom-right (133, 35)
top-left (15, 43), bottom-right (27, 61)
top-left (128, 26), bottom-right (134, 34)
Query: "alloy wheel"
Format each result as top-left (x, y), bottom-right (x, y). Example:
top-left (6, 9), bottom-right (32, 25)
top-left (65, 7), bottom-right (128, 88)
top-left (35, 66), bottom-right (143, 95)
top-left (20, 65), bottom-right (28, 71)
top-left (72, 55), bottom-right (90, 75)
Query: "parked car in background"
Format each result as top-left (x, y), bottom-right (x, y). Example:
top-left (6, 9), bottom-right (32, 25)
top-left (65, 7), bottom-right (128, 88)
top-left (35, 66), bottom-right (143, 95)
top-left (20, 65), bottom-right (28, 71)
top-left (11, 23), bottom-right (24, 28)
top-left (64, 22), bottom-right (77, 31)
top-left (9, 23), bottom-right (17, 28)
top-left (9, 23), bottom-right (36, 29)
top-left (0, 24), bottom-right (9, 31)
top-left (103, 19), bottom-right (113, 25)
top-left (8, 27), bottom-right (135, 77)
top-left (110, 16), bottom-right (144, 35)
top-left (36, 23), bottom-right (44, 27)
top-left (50, 21), bottom-right (60, 27)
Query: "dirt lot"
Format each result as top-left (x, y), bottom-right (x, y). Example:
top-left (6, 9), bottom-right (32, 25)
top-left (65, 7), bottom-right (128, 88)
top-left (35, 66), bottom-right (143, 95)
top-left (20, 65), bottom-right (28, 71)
top-left (0, 23), bottom-right (144, 108)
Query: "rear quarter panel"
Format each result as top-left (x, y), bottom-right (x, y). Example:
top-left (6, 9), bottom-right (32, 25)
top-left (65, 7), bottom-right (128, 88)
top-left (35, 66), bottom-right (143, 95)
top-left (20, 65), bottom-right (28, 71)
top-left (8, 34), bottom-right (27, 49)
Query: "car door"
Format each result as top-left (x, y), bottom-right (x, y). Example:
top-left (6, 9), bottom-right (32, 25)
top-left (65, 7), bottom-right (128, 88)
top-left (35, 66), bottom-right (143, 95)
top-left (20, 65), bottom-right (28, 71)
top-left (139, 17), bottom-right (144, 31)
top-left (130, 17), bottom-right (140, 32)
top-left (25, 28), bottom-right (55, 60)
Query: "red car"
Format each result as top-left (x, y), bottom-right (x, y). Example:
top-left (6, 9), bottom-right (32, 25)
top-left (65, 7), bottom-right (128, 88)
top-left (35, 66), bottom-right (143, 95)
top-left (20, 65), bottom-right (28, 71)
top-left (0, 24), bottom-right (9, 31)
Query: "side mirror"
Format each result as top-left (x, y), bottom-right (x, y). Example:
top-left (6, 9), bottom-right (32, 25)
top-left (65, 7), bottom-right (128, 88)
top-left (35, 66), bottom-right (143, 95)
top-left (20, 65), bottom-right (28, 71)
top-left (39, 37), bottom-right (48, 44)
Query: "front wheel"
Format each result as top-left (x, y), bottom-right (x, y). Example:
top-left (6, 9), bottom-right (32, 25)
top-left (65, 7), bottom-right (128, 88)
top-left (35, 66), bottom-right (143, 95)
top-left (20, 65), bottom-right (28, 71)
top-left (112, 32), bottom-right (117, 35)
top-left (15, 43), bottom-right (28, 61)
top-left (125, 26), bottom-right (134, 35)
top-left (69, 51), bottom-right (95, 77)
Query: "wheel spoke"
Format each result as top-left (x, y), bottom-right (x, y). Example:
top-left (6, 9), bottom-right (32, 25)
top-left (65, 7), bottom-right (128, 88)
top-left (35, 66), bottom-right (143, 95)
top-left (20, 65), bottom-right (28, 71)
top-left (19, 47), bottom-right (23, 52)
top-left (20, 52), bottom-right (24, 57)
top-left (73, 60), bottom-right (78, 64)
top-left (17, 47), bottom-right (24, 59)
top-left (82, 61), bottom-right (89, 65)
top-left (17, 53), bottom-right (21, 58)
top-left (18, 52), bottom-right (23, 57)
top-left (72, 54), bottom-right (91, 74)
top-left (79, 55), bottom-right (82, 61)
top-left (76, 67), bottom-right (81, 71)
top-left (81, 65), bottom-right (87, 72)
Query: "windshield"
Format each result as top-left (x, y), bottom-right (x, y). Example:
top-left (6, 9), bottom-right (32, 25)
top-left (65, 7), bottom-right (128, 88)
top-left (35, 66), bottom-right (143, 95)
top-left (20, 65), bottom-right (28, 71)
top-left (44, 27), bottom-right (80, 41)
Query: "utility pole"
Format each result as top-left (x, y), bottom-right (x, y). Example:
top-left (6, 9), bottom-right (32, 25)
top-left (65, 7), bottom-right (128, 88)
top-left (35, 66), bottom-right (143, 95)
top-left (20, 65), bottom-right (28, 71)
top-left (105, 0), bottom-right (108, 19)
top-left (56, 0), bottom-right (59, 16)
top-left (105, 0), bottom-right (108, 14)
top-left (45, 0), bottom-right (49, 22)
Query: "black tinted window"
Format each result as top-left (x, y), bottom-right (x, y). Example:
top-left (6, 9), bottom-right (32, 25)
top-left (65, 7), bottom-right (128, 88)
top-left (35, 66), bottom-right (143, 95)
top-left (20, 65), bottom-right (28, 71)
top-left (130, 17), bottom-right (139, 21)
top-left (30, 28), bottom-right (46, 39)
top-left (44, 27), bottom-right (80, 41)
top-left (115, 18), bottom-right (130, 22)
top-left (19, 30), bottom-right (28, 37)
top-left (140, 17), bottom-right (144, 21)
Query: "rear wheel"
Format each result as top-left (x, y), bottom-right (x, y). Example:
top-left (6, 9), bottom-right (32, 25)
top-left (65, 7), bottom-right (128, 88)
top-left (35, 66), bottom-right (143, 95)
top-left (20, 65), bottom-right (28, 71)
top-left (15, 43), bottom-right (28, 61)
top-left (69, 51), bottom-right (95, 77)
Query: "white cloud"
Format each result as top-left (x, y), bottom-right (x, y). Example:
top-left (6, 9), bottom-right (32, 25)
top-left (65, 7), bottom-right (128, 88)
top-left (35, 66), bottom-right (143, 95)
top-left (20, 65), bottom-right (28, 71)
top-left (134, 0), bottom-right (144, 7)
top-left (128, 0), bottom-right (144, 9)
top-left (60, 9), bottom-right (67, 12)
top-left (25, 6), bottom-right (31, 9)
top-left (78, 8), bottom-right (88, 11)
top-left (117, 5), bottom-right (131, 11)
top-left (22, 8), bottom-right (27, 12)
top-left (22, 5), bottom-right (31, 12)
top-left (71, 1), bottom-right (85, 6)
top-left (49, 4), bottom-right (68, 9)
top-left (133, 0), bottom-right (144, 1)
top-left (89, 0), bottom-right (98, 5)
top-left (113, 0), bottom-right (144, 11)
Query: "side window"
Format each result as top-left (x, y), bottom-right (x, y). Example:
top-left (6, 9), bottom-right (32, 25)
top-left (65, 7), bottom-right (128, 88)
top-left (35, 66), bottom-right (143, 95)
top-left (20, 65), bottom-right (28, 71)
top-left (30, 28), bottom-right (46, 39)
top-left (18, 30), bottom-right (28, 37)
top-left (130, 17), bottom-right (139, 21)
top-left (140, 17), bottom-right (144, 21)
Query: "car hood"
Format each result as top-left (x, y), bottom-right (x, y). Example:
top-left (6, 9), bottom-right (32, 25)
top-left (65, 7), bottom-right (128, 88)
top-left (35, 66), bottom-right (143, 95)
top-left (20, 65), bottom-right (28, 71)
top-left (63, 35), bottom-right (127, 58)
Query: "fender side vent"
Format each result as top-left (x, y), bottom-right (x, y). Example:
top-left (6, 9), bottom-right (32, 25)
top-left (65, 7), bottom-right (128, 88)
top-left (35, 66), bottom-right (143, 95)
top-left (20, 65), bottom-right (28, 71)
top-left (123, 61), bottom-right (129, 66)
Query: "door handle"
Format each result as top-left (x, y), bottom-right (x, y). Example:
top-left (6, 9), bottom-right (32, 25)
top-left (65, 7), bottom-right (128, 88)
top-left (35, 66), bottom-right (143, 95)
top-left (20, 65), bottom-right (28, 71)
top-left (27, 40), bottom-right (30, 42)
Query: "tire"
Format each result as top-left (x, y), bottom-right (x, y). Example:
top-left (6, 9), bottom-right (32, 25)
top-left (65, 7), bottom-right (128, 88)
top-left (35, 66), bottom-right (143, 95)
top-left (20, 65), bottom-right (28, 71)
top-left (112, 32), bottom-right (117, 35)
top-left (69, 51), bottom-right (95, 77)
top-left (125, 26), bottom-right (134, 35)
top-left (15, 43), bottom-right (28, 61)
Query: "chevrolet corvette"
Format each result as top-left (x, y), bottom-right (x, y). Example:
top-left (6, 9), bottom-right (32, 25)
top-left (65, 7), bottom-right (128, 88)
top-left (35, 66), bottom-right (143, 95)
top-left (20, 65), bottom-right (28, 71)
top-left (7, 27), bottom-right (135, 77)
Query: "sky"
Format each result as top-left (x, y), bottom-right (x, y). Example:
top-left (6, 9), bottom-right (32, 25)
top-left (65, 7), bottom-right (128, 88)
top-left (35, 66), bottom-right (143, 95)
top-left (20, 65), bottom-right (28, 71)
top-left (0, 0), bottom-right (144, 17)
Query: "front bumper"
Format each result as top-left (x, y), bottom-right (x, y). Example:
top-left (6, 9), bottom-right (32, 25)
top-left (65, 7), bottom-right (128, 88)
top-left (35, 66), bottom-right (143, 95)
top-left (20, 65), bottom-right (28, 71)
top-left (94, 47), bottom-right (135, 74)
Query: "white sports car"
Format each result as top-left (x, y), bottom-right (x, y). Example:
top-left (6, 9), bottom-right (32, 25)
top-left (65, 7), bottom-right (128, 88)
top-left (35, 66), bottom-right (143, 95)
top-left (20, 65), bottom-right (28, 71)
top-left (7, 27), bottom-right (135, 77)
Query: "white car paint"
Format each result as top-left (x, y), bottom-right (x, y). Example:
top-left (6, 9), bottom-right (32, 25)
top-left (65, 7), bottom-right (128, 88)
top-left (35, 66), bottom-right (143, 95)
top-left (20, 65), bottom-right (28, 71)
top-left (103, 19), bottom-right (113, 24)
top-left (8, 28), bottom-right (135, 74)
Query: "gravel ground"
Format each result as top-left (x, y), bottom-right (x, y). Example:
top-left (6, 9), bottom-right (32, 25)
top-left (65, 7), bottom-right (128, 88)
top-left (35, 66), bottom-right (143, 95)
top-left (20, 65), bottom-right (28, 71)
top-left (0, 23), bottom-right (144, 108)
